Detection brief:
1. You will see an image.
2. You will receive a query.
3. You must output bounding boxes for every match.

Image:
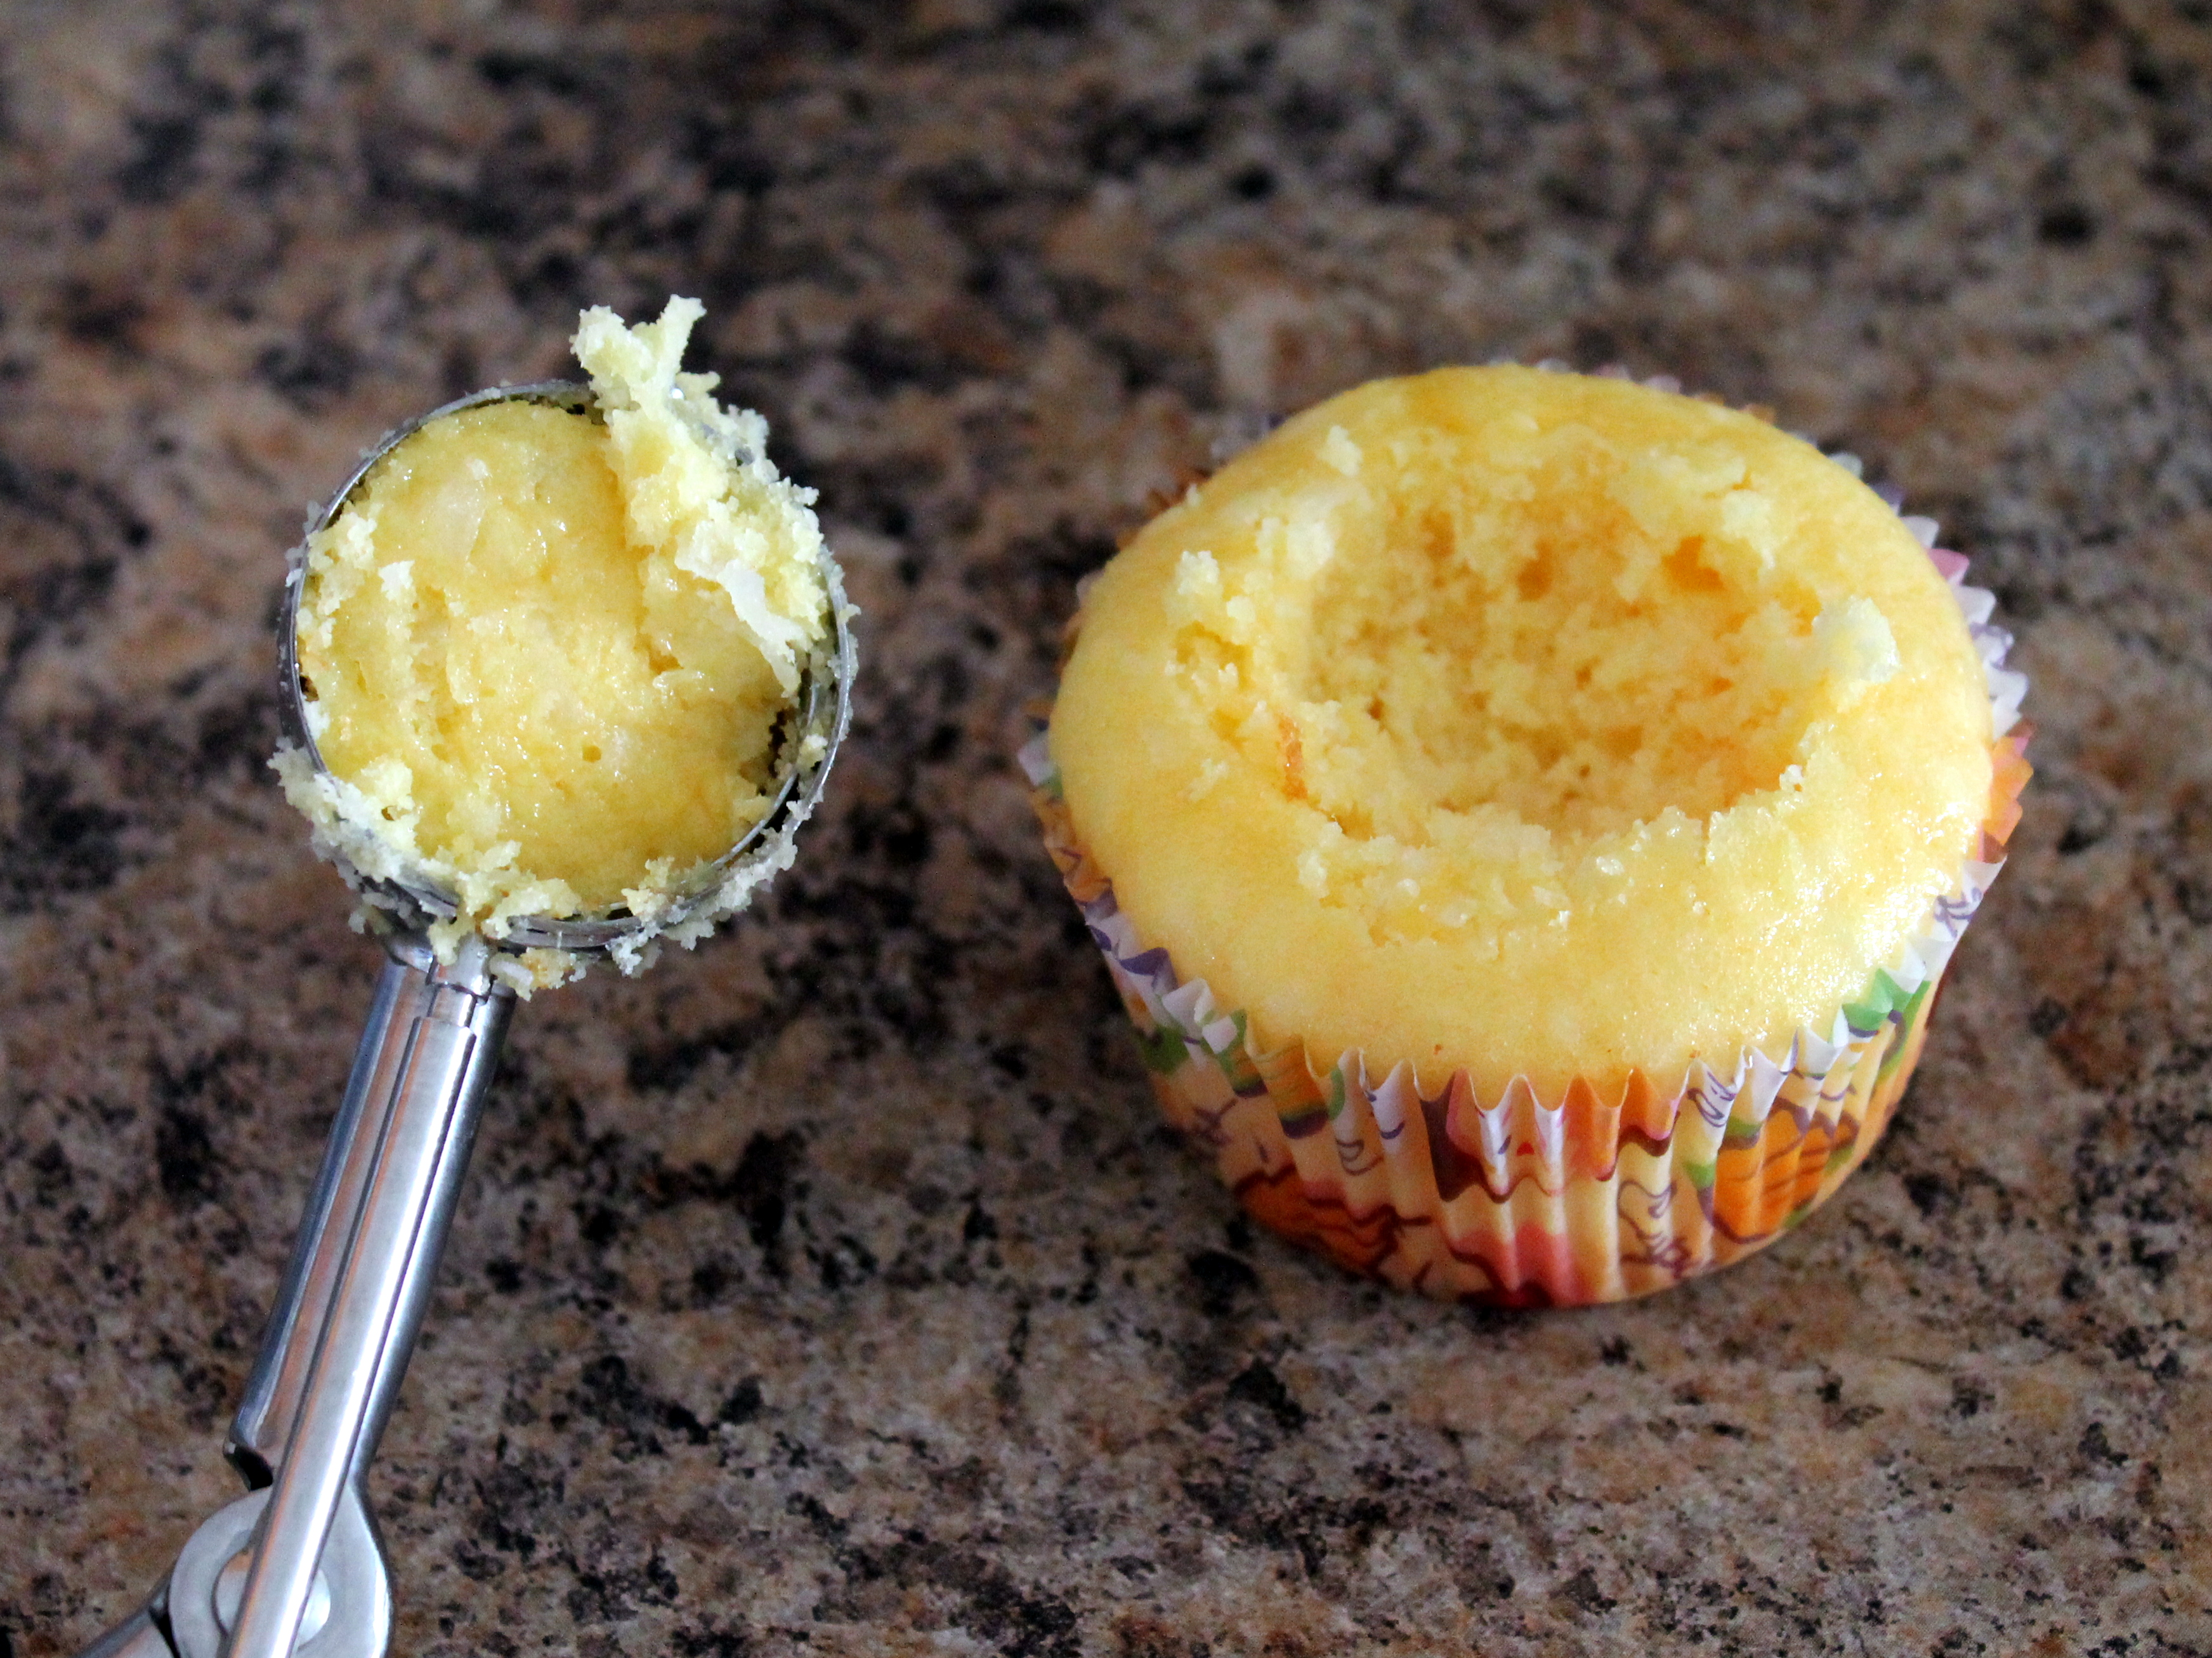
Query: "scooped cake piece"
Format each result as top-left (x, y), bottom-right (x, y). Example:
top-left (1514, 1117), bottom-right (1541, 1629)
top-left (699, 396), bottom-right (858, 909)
top-left (280, 298), bottom-right (830, 976)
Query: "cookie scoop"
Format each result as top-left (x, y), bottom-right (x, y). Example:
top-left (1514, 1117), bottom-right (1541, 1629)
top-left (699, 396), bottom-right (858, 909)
top-left (79, 303), bottom-right (854, 1658)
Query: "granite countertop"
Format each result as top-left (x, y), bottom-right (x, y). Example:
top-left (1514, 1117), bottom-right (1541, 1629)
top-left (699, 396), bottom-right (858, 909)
top-left (3, 4), bottom-right (2209, 1653)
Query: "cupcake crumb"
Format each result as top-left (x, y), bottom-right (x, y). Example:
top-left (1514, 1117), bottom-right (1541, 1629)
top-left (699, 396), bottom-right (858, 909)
top-left (1321, 424), bottom-right (1363, 476)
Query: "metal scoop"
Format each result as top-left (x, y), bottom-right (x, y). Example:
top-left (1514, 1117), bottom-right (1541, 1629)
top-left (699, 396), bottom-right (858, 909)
top-left (80, 382), bottom-right (856, 1658)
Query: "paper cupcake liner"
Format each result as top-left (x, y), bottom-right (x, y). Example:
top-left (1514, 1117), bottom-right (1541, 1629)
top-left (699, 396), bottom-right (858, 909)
top-left (1026, 484), bottom-right (2030, 1307)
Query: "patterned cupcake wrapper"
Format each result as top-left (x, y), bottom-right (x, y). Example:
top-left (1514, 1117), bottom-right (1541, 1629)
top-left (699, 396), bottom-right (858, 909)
top-left (1026, 499), bottom-right (2031, 1307)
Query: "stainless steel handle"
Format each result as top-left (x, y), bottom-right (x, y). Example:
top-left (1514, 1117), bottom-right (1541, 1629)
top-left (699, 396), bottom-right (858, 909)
top-left (76, 1607), bottom-right (176, 1658)
top-left (215, 935), bottom-right (509, 1658)
top-left (72, 933), bottom-right (510, 1658)
top-left (228, 935), bottom-right (508, 1487)
top-left (225, 956), bottom-right (407, 1489)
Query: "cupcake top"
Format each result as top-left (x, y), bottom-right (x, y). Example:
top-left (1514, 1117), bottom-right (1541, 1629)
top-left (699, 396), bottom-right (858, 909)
top-left (1049, 366), bottom-right (1994, 1101)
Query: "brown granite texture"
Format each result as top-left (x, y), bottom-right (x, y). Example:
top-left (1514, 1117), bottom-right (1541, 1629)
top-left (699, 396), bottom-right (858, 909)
top-left (2, 3), bottom-right (2209, 1653)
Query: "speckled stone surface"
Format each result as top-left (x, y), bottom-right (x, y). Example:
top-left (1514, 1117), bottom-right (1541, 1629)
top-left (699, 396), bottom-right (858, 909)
top-left (3, 4), bottom-right (2209, 1654)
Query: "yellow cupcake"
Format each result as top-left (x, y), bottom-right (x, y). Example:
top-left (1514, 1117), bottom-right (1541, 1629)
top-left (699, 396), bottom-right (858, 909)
top-left (1034, 367), bottom-right (2029, 1305)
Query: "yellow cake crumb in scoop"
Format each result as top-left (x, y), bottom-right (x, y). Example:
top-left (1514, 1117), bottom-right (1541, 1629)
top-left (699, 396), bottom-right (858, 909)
top-left (275, 299), bottom-right (846, 990)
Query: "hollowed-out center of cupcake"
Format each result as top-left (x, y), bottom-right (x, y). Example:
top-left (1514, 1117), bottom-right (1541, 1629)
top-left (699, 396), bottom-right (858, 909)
top-left (1161, 394), bottom-right (1913, 945)
top-left (1288, 419), bottom-right (1875, 846)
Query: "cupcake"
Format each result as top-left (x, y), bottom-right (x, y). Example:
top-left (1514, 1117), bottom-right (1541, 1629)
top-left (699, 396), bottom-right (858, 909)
top-left (1029, 365), bottom-right (2028, 1306)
